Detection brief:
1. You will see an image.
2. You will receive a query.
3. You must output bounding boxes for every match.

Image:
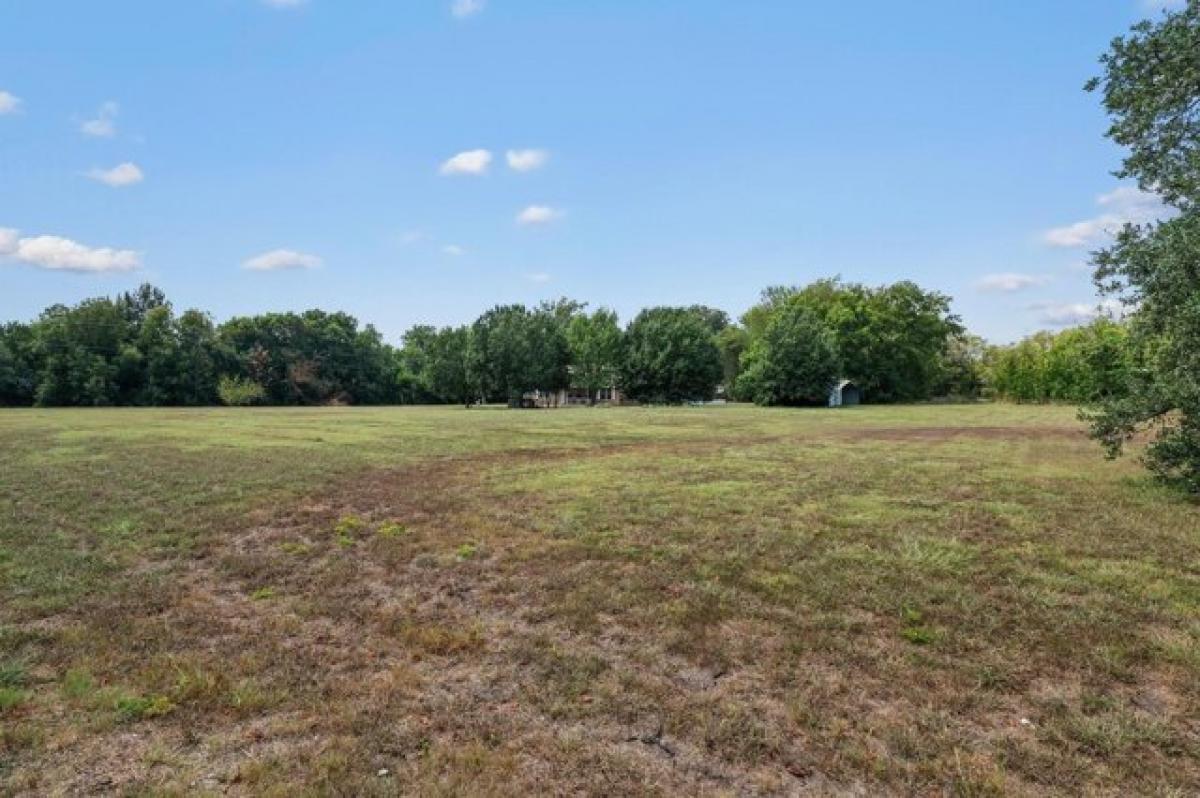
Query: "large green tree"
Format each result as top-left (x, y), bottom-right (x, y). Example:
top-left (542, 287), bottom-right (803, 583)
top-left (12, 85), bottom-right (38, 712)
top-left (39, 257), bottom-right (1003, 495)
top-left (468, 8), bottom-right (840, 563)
top-left (427, 326), bottom-right (475, 407)
top-left (527, 306), bottom-right (572, 402)
top-left (566, 308), bottom-right (622, 404)
top-left (736, 301), bottom-right (839, 406)
top-left (469, 305), bottom-right (534, 405)
top-left (0, 322), bottom-right (38, 406)
top-left (136, 305), bottom-right (183, 406)
top-left (468, 304), bottom-right (570, 406)
top-left (619, 307), bottom-right (723, 403)
top-left (33, 298), bottom-right (129, 407)
top-left (219, 310), bottom-right (400, 405)
top-left (176, 310), bottom-right (225, 406)
top-left (742, 279), bottom-right (962, 403)
top-left (396, 325), bottom-right (441, 404)
top-left (1085, 1), bottom-right (1200, 491)
top-left (396, 324), bottom-right (476, 406)
top-left (937, 332), bottom-right (988, 400)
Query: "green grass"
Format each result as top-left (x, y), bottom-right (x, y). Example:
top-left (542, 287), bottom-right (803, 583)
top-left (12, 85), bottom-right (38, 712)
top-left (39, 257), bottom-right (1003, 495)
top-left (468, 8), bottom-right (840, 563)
top-left (1, 404), bottom-right (1197, 795)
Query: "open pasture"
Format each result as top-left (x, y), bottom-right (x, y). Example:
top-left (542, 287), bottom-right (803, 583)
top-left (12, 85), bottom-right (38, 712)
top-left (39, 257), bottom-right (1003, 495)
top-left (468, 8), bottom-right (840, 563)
top-left (1, 405), bottom-right (1197, 795)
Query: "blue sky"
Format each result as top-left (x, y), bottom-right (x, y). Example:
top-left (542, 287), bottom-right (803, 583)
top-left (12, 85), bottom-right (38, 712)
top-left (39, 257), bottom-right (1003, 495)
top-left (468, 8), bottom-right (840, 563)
top-left (0, 0), bottom-right (1184, 343)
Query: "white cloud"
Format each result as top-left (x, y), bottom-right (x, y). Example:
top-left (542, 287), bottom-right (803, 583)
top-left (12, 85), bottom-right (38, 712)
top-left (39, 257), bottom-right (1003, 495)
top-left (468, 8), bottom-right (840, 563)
top-left (399, 229), bottom-right (426, 245)
top-left (85, 162), bottom-right (144, 188)
top-left (1030, 299), bottom-right (1124, 327)
top-left (1097, 186), bottom-right (1163, 212)
top-left (1043, 186), bottom-right (1173, 248)
top-left (0, 91), bottom-right (21, 115)
top-left (506, 149), bottom-right (549, 172)
top-left (439, 149), bottom-right (492, 176)
top-left (976, 272), bottom-right (1049, 293)
top-left (0, 228), bottom-right (140, 273)
top-left (442, 244), bottom-right (465, 256)
top-left (242, 249), bottom-right (322, 271)
top-left (81, 101), bottom-right (119, 138)
top-left (516, 205), bottom-right (563, 225)
top-left (525, 271), bottom-right (551, 284)
top-left (451, 0), bottom-right (486, 19)
top-left (1032, 303), bottom-right (1096, 326)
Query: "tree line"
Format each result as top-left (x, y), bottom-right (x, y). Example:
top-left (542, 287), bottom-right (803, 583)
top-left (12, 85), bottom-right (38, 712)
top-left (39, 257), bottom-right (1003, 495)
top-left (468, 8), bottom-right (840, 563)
top-left (1, 274), bottom-right (1145, 412)
top-left (0, 278), bottom-right (991, 409)
top-left (0, 285), bottom-right (400, 408)
top-left (983, 321), bottom-right (1131, 405)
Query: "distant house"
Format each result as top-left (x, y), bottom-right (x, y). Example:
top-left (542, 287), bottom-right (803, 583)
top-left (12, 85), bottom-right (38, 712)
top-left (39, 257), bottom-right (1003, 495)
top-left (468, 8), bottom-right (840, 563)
top-left (555, 385), bottom-right (624, 406)
top-left (520, 364), bottom-right (627, 407)
top-left (524, 385), bottom-right (625, 408)
top-left (828, 379), bottom-right (861, 407)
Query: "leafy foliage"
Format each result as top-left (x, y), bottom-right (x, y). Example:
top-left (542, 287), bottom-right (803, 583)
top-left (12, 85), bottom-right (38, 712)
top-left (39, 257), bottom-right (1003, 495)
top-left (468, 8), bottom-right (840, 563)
top-left (619, 307), bottom-right (723, 403)
top-left (0, 322), bottom-right (38, 406)
top-left (715, 325), bottom-right (749, 400)
top-left (397, 325), bottom-right (476, 406)
top-left (1086, 1), bottom-right (1200, 210)
top-left (985, 320), bottom-right (1132, 404)
top-left (426, 326), bottom-right (475, 406)
top-left (467, 304), bottom-right (570, 406)
top-left (217, 376), bottom-right (266, 407)
top-left (2, 277), bottom-right (1033, 413)
top-left (0, 285), bottom-right (401, 407)
top-left (936, 333), bottom-right (988, 400)
top-left (220, 310), bottom-right (399, 405)
top-left (684, 305), bottom-right (731, 335)
top-left (566, 309), bottom-right (622, 404)
top-left (1085, 1), bottom-right (1200, 492)
top-left (736, 302), bottom-right (839, 406)
top-left (739, 279), bottom-right (963, 403)
top-left (396, 324), bottom-right (441, 404)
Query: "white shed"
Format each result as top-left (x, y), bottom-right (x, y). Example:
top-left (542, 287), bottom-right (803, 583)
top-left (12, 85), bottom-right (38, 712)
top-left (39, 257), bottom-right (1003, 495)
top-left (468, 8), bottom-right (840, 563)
top-left (828, 379), bottom-right (862, 407)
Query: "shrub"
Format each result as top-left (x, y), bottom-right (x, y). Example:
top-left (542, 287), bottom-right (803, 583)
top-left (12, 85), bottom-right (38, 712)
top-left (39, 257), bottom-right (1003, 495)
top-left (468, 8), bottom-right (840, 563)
top-left (114, 693), bottom-right (175, 722)
top-left (217, 375), bottom-right (266, 407)
top-left (334, 514), bottom-right (367, 547)
top-left (377, 521), bottom-right (408, 538)
top-left (899, 606), bottom-right (939, 645)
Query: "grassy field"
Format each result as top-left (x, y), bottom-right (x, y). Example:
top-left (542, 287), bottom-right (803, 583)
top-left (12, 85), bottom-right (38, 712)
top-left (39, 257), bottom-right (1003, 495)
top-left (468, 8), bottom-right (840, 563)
top-left (1, 404), bottom-right (1197, 796)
